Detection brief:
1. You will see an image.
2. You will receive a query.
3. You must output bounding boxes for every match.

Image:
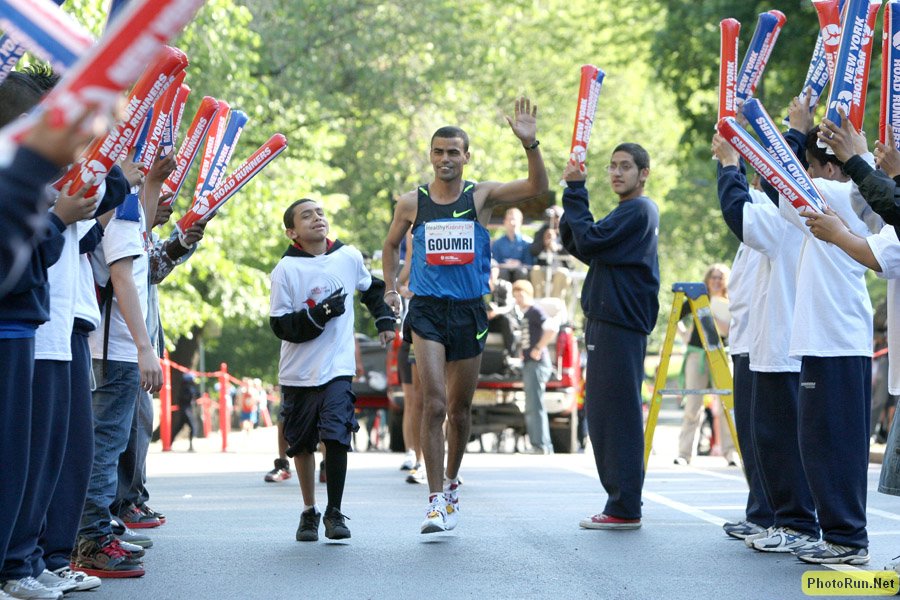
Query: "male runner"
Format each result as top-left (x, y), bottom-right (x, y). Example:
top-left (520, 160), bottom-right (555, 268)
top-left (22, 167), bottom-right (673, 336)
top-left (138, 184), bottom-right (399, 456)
top-left (382, 97), bottom-right (549, 533)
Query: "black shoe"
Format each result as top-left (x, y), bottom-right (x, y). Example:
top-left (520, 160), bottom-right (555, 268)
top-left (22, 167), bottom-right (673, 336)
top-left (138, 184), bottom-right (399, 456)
top-left (73, 535), bottom-right (144, 578)
top-left (265, 458), bottom-right (292, 482)
top-left (296, 507), bottom-right (321, 542)
top-left (323, 507), bottom-right (351, 540)
top-left (137, 503), bottom-right (166, 524)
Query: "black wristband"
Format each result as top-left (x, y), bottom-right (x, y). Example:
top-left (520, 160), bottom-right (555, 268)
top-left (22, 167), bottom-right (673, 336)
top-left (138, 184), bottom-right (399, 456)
top-left (523, 139), bottom-right (540, 151)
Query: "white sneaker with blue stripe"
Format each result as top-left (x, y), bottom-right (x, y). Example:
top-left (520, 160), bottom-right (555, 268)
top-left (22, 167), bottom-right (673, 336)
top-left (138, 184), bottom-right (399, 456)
top-left (751, 527), bottom-right (819, 553)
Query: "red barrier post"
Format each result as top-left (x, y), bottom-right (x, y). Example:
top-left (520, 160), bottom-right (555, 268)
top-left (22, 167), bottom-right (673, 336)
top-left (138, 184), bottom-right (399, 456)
top-left (218, 362), bottom-right (229, 452)
top-left (160, 350), bottom-right (173, 452)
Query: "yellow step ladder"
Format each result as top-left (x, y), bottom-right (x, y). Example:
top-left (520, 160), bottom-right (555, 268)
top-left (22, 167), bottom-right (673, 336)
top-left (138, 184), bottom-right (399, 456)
top-left (643, 282), bottom-right (739, 469)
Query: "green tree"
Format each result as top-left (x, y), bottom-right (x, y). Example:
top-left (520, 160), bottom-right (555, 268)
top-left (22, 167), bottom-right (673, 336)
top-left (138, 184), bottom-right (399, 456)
top-left (62, 0), bottom-right (747, 371)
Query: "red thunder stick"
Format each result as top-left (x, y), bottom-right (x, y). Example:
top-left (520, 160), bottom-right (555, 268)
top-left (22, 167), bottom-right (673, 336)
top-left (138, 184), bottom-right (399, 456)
top-left (719, 18), bottom-right (741, 121)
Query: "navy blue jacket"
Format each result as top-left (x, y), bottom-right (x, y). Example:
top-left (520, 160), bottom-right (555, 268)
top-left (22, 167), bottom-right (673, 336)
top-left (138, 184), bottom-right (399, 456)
top-left (717, 163), bottom-right (752, 242)
top-left (559, 181), bottom-right (660, 335)
top-left (0, 211), bottom-right (66, 325)
top-left (843, 155), bottom-right (900, 227)
top-left (0, 147), bottom-right (62, 301)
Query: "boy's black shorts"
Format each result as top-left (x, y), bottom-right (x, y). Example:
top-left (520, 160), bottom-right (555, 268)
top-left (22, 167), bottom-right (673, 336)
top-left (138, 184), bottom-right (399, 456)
top-left (280, 378), bottom-right (358, 457)
top-left (404, 295), bottom-right (488, 362)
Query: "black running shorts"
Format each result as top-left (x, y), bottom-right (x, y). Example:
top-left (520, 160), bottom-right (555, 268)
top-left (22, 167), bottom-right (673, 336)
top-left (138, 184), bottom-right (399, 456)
top-left (404, 295), bottom-right (488, 362)
top-left (280, 378), bottom-right (358, 457)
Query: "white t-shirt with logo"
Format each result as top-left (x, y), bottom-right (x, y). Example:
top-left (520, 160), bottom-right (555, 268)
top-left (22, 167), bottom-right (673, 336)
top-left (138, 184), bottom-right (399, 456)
top-left (271, 243), bottom-right (372, 387)
top-left (89, 201), bottom-right (150, 363)
top-left (780, 178), bottom-right (873, 358)
top-left (742, 200), bottom-right (802, 372)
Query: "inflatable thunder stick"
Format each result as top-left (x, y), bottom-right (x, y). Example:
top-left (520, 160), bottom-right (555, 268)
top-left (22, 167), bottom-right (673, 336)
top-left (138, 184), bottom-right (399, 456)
top-left (716, 117), bottom-right (827, 213)
top-left (192, 100), bottom-right (230, 201)
top-left (824, 0), bottom-right (872, 129)
top-left (813, 0), bottom-right (843, 80)
top-left (848, 1), bottom-right (881, 130)
top-left (3, 0), bottom-right (206, 144)
top-left (55, 46), bottom-right (188, 196)
top-left (783, 32), bottom-right (830, 126)
top-left (734, 10), bottom-right (786, 103)
top-left (0, 0), bottom-right (85, 83)
top-left (177, 134), bottom-right (288, 232)
top-left (132, 109), bottom-right (153, 164)
top-left (742, 98), bottom-right (829, 213)
top-left (160, 96), bottom-right (219, 206)
top-left (881, 0), bottom-right (900, 147)
top-left (190, 110), bottom-right (248, 209)
top-left (719, 18), bottom-right (740, 121)
top-left (160, 83), bottom-right (191, 157)
top-left (140, 69), bottom-right (186, 171)
top-left (567, 65), bottom-right (605, 169)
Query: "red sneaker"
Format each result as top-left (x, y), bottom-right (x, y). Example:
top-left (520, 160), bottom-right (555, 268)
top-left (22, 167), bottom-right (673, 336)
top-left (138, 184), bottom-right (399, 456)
top-left (579, 513), bottom-right (641, 530)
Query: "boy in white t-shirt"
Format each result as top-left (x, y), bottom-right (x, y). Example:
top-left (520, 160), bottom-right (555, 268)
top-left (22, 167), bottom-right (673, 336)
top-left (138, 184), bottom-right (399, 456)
top-left (269, 198), bottom-right (395, 542)
top-left (75, 182), bottom-right (160, 577)
top-left (803, 113), bottom-right (900, 570)
top-left (776, 125), bottom-right (875, 566)
top-left (713, 127), bottom-right (819, 555)
top-left (112, 167), bottom-right (207, 534)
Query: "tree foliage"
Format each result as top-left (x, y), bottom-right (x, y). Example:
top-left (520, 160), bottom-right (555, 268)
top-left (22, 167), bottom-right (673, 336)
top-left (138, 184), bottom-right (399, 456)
top-left (58, 0), bottom-right (882, 376)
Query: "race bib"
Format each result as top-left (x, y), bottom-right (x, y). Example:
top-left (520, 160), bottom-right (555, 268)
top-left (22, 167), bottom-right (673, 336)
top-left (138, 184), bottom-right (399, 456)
top-left (425, 221), bottom-right (475, 265)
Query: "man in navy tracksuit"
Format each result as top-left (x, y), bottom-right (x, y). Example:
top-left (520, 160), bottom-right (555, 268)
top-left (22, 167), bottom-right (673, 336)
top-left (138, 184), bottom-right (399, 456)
top-left (560, 144), bottom-right (659, 530)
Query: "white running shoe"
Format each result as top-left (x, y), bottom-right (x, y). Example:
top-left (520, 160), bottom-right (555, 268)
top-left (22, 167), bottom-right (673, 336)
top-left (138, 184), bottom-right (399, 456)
top-left (420, 494), bottom-right (448, 534)
top-left (42, 567), bottom-right (101, 592)
top-left (751, 527), bottom-right (819, 553)
top-left (33, 570), bottom-right (77, 594)
top-left (1, 577), bottom-right (62, 600)
top-left (722, 520), bottom-right (766, 540)
top-left (796, 540), bottom-right (870, 565)
top-left (406, 465), bottom-right (426, 484)
top-left (744, 527), bottom-right (772, 548)
top-left (400, 451), bottom-right (416, 471)
top-left (443, 479), bottom-right (460, 530)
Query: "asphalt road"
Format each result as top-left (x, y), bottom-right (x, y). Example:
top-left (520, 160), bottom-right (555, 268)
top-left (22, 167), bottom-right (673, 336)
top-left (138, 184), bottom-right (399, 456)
top-left (87, 422), bottom-right (900, 600)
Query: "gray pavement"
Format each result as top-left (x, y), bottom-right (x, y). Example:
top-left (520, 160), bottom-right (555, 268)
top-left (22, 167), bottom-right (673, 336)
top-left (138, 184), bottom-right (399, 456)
top-left (87, 421), bottom-right (900, 600)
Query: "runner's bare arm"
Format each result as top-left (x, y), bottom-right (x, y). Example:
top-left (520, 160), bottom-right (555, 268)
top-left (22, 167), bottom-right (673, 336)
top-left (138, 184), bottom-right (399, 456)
top-left (382, 191), bottom-right (417, 315)
top-left (478, 97), bottom-right (549, 214)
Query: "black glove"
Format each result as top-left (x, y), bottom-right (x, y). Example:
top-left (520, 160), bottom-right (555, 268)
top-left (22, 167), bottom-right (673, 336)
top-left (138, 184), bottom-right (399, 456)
top-left (308, 288), bottom-right (347, 326)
